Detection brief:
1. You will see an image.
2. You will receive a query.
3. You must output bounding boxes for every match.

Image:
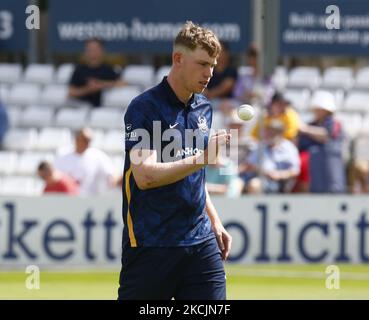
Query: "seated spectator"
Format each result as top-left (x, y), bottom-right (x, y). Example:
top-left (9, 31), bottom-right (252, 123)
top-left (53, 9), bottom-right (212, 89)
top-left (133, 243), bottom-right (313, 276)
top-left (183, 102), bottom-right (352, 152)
top-left (226, 108), bottom-right (248, 143)
top-left (353, 159), bottom-right (369, 193)
top-left (37, 161), bottom-right (79, 195)
top-left (233, 44), bottom-right (260, 104)
top-left (0, 100), bottom-right (9, 150)
top-left (239, 120), bottom-right (300, 194)
top-left (298, 90), bottom-right (346, 193)
top-left (68, 38), bottom-right (126, 107)
top-left (54, 127), bottom-right (119, 196)
top-left (206, 156), bottom-right (243, 198)
top-left (251, 92), bottom-right (300, 142)
top-left (204, 41), bottom-right (238, 101)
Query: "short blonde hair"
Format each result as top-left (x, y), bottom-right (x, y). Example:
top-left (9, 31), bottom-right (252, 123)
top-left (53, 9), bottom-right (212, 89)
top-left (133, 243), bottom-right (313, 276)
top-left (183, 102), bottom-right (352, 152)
top-left (174, 21), bottom-right (221, 58)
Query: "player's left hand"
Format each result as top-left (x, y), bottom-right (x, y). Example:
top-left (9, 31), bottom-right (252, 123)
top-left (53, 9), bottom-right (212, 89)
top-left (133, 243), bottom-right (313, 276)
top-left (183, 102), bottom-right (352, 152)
top-left (212, 221), bottom-right (232, 261)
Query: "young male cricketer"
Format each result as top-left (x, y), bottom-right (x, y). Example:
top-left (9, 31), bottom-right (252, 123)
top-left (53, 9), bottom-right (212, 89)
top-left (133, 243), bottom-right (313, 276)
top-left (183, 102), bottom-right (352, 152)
top-left (118, 21), bottom-right (232, 300)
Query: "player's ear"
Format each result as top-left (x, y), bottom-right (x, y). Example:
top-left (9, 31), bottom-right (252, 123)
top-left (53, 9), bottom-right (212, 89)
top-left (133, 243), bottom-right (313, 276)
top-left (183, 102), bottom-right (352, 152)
top-left (172, 51), bottom-right (183, 67)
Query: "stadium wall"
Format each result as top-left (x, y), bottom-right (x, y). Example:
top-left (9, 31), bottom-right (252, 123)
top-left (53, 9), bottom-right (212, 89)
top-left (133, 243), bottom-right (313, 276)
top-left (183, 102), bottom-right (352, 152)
top-left (0, 195), bottom-right (368, 269)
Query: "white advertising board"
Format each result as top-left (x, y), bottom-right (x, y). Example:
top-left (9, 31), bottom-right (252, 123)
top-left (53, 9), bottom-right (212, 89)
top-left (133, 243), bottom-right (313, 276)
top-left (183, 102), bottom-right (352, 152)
top-left (0, 195), bottom-right (368, 268)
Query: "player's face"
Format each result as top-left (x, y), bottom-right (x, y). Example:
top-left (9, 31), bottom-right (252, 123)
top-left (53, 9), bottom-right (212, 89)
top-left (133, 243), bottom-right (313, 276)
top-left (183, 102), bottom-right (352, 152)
top-left (181, 47), bottom-right (217, 94)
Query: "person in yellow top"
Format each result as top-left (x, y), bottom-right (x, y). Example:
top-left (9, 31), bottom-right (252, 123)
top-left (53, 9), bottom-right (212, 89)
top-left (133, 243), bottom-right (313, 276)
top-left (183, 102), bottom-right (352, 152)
top-left (251, 92), bottom-right (300, 142)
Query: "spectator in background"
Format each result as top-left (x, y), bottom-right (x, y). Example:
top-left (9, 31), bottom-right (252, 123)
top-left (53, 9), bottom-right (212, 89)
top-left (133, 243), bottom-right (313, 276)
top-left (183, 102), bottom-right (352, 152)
top-left (251, 92), bottom-right (300, 143)
top-left (353, 159), bottom-right (369, 193)
top-left (204, 41), bottom-right (238, 101)
top-left (0, 100), bottom-right (9, 150)
top-left (233, 44), bottom-right (261, 104)
top-left (239, 120), bottom-right (300, 194)
top-left (298, 90), bottom-right (346, 193)
top-left (205, 156), bottom-right (243, 198)
top-left (226, 108), bottom-right (248, 143)
top-left (37, 161), bottom-right (79, 195)
top-left (54, 127), bottom-right (119, 196)
top-left (68, 38), bottom-right (127, 107)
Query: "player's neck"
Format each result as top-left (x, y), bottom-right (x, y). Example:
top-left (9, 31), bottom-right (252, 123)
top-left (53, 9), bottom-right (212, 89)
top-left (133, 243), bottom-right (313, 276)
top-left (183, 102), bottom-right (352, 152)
top-left (167, 72), bottom-right (192, 104)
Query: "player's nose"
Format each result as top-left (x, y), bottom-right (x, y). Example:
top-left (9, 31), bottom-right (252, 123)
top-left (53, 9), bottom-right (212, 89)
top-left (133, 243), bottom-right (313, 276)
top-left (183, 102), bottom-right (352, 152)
top-left (204, 67), bottom-right (213, 78)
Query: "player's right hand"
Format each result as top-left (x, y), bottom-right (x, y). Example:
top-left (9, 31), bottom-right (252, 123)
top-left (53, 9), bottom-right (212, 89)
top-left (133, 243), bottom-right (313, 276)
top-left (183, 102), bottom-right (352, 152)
top-left (204, 129), bottom-right (231, 165)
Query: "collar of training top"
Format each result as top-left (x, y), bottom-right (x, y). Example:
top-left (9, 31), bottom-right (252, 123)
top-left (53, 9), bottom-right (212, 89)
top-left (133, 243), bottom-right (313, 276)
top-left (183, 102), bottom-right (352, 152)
top-left (160, 76), bottom-right (197, 110)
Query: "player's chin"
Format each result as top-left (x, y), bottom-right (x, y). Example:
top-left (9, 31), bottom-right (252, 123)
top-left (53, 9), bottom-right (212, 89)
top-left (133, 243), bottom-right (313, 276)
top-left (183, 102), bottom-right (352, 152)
top-left (195, 84), bottom-right (207, 93)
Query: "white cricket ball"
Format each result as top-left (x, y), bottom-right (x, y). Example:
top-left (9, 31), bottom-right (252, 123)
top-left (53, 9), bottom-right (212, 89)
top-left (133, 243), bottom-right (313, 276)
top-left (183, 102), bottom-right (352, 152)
top-left (237, 104), bottom-right (255, 121)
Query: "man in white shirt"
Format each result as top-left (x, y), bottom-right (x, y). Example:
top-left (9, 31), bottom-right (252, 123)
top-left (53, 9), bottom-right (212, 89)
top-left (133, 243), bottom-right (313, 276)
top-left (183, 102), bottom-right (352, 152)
top-left (54, 127), bottom-right (118, 196)
top-left (240, 119), bottom-right (300, 193)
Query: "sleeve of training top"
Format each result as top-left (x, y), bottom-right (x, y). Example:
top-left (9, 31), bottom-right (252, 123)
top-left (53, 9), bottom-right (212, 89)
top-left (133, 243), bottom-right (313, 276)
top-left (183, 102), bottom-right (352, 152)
top-left (124, 98), bottom-right (155, 152)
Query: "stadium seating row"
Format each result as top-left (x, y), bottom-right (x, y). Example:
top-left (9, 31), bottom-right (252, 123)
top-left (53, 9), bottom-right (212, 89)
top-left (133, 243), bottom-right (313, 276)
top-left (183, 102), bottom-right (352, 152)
top-left (2, 78), bottom-right (369, 113)
top-left (2, 127), bottom-right (124, 154)
top-left (2, 63), bottom-right (369, 91)
top-left (0, 83), bottom-right (141, 109)
top-left (282, 87), bottom-right (369, 113)
top-left (272, 66), bottom-right (369, 91)
top-left (6, 106), bottom-right (124, 130)
top-left (0, 63), bottom-right (170, 88)
top-left (0, 175), bottom-right (44, 196)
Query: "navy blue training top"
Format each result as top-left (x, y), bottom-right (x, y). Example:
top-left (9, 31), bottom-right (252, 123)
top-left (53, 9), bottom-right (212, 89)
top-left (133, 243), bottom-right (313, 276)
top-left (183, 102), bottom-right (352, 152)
top-left (122, 77), bottom-right (215, 248)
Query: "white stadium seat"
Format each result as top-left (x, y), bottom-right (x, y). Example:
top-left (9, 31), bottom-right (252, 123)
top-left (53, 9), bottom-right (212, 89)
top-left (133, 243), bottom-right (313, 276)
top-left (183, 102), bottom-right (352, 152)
top-left (0, 84), bottom-right (10, 104)
top-left (54, 108), bottom-right (89, 129)
top-left (101, 130), bottom-right (123, 154)
top-left (23, 64), bottom-right (55, 85)
top-left (0, 151), bottom-right (18, 175)
top-left (55, 63), bottom-right (74, 84)
top-left (271, 66), bottom-right (288, 91)
top-left (155, 65), bottom-right (171, 84)
top-left (16, 152), bottom-right (55, 176)
top-left (37, 127), bottom-right (72, 151)
top-left (102, 86), bottom-right (141, 108)
top-left (355, 135), bottom-right (369, 161)
top-left (40, 84), bottom-right (69, 108)
top-left (0, 176), bottom-right (43, 196)
top-left (88, 108), bottom-right (123, 130)
top-left (122, 65), bottom-right (155, 88)
top-left (8, 83), bottom-right (41, 106)
top-left (20, 105), bottom-right (54, 128)
top-left (287, 67), bottom-right (321, 89)
top-left (0, 63), bottom-right (22, 84)
top-left (335, 112), bottom-right (362, 139)
top-left (321, 67), bottom-right (354, 90)
top-left (355, 67), bottom-right (369, 89)
top-left (359, 114), bottom-right (369, 136)
top-left (3, 128), bottom-right (38, 151)
top-left (237, 65), bottom-right (254, 77)
top-left (283, 88), bottom-right (311, 111)
top-left (6, 106), bottom-right (22, 127)
top-left (342, 91), bottom-right (369, 113)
